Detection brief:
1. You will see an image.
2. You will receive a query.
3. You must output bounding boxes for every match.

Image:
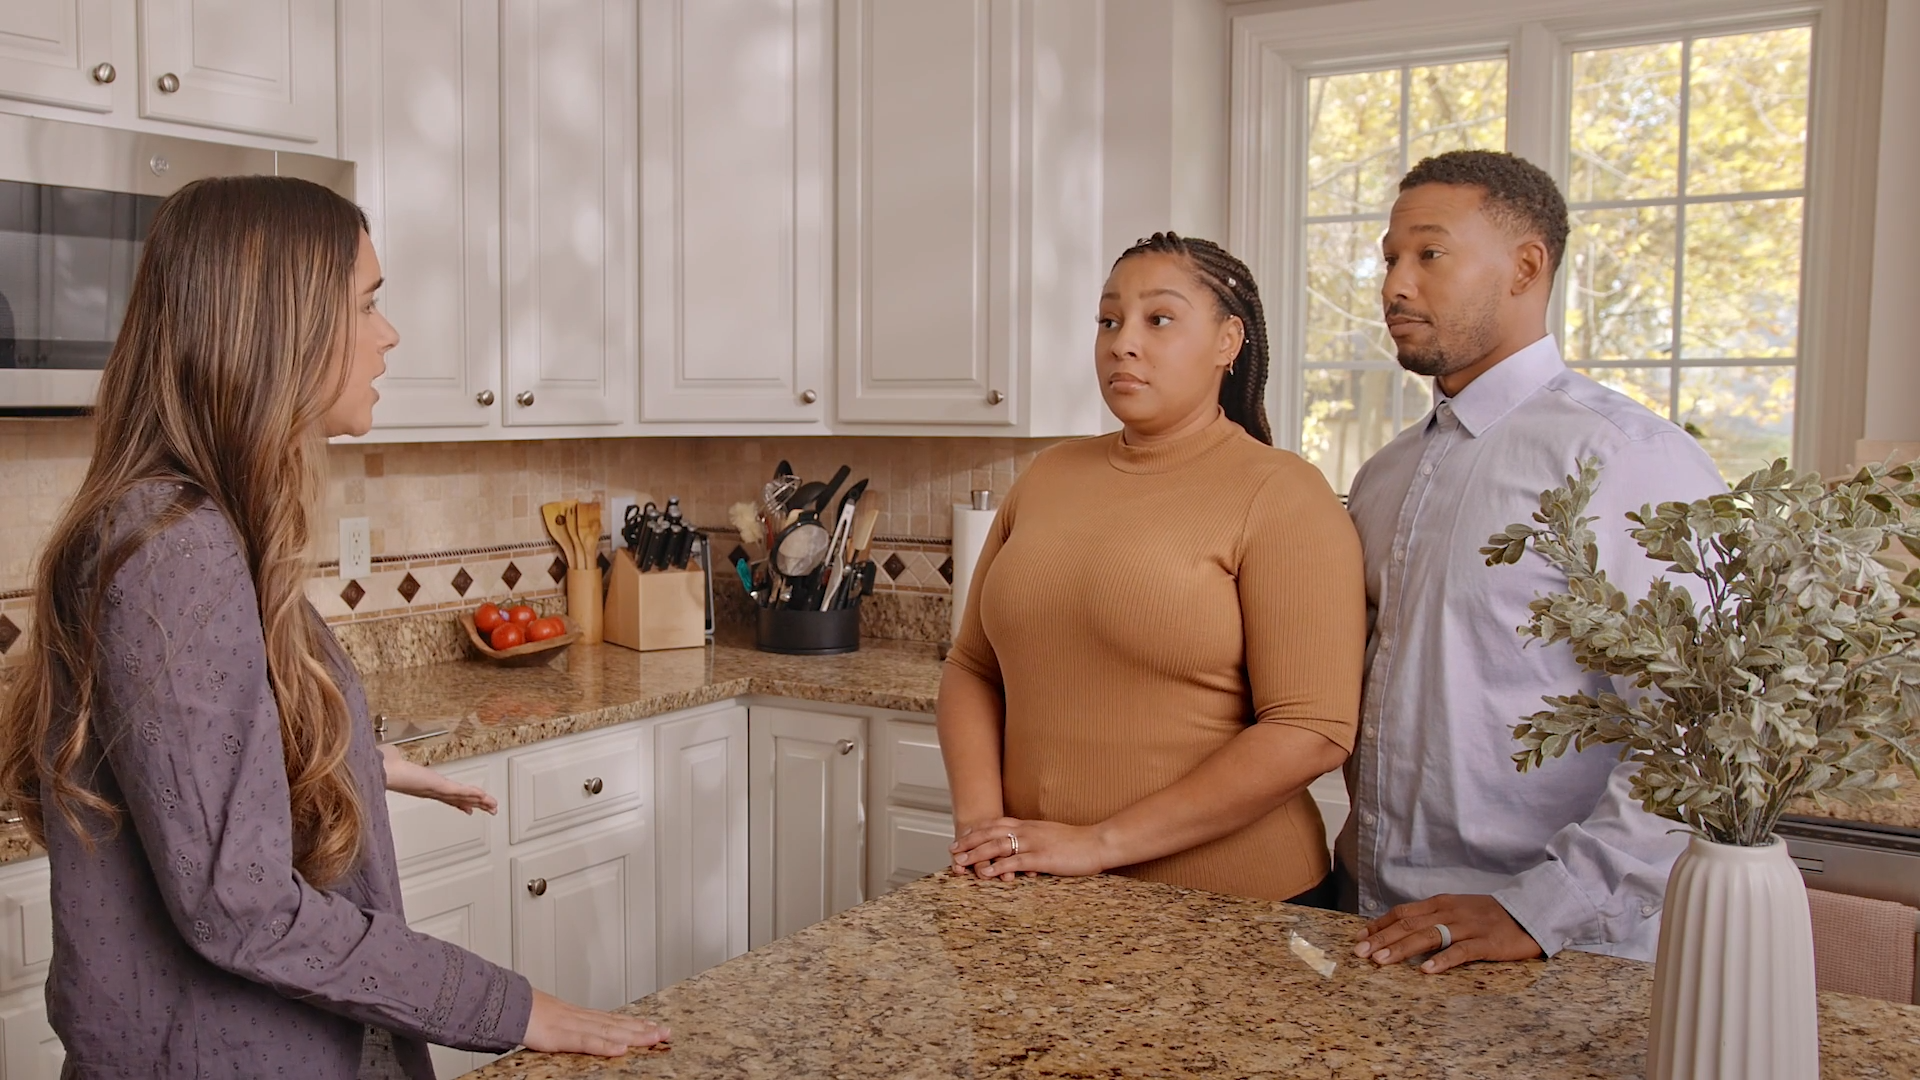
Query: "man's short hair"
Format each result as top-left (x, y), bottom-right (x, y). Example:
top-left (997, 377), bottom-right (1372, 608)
top-left (1400, 150), bottom-right (1570, 275)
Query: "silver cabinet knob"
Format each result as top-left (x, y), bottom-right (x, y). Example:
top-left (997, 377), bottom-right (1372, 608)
top-left (799, 389), bottom-right (819, 405)
top-left (583, 777), bottom-right (604, 795)
top-left (475, 389), bottom-right (495, 407)
top-left (836, 739), bottom-right (855, 756)
top-left (527, 878), bottom-right (548, 897)
top-left (91, 62), bottom-right (115, 84)
top-left (372, 714), bottom-right (389, 738)
top-left (987, 390), bottom-right (1005, 406)
top-left (156, 72), bottom-right (180, 94)
top-left (515, 391), bottom-right (535, 407)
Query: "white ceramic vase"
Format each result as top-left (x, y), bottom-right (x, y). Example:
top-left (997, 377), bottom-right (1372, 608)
top-left (1647, 834), bottom-right (1819, 1080)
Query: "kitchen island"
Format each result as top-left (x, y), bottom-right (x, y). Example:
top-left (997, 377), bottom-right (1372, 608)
top-left (465, 873), bottom-right (1920, 1080)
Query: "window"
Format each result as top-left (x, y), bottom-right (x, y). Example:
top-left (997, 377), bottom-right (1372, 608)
top-left (1302, 59), bottom-right (1508, 492)
top-left (1234, 1), bottom-right (1867, 494)
top-left (1565, 28), bottom-right (1810, 480)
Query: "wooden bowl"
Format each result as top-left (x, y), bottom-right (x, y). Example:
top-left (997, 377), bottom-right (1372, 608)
top-left (462, 612), bottom-right (582, 667)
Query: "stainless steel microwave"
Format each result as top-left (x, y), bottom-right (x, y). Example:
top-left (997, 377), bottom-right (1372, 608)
top-left (0, 113), bottom-right (353, 416)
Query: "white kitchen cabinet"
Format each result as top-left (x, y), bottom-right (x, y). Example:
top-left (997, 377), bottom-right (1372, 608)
top-left (748, 705), bottom-right (865, 949)
top-left (498, 0), bottom-right (636, 428)
top-left (338, 0), bottom-right (503, 431)
top-left (866, 713), bottom-right (954, 897)
top-left (653, 703), bottom-right (749, 986)
top-left (398, 859), bottom-right (511, 1079)
top-left (0, 989), bottom-right (61, 1080)
top-left (0, 0), bottom-right (114, 112)
top-left (835, 0), bottom-right (1106, 435)
top-left (135, 0), bottom-right (334, 143)
top-left (510, 814), bottom-right (655, 1011)
top-left (636, 0), bottom-right (832, 425)
top-left (0, 0), bottom-right (333, 150)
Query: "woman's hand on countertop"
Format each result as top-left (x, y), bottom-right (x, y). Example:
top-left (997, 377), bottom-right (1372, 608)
top-left (523, 989), bottom-right (670, 1056)
top-left (950, 817), bottom-right (1115, 881)
top-left (379, 744), bottom-right (499, 815)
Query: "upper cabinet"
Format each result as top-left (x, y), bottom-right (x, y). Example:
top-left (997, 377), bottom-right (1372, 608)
top-left (135, 0), bottom-right (334, 143)
top-left (339, 0), bottom-right (502, 431)
top-left (637, 0), bottom-right (832, 425)
top-left (0, 0), bottom-right (115, 112)
top-left (835, 0), bottom-right (1108, 436)
top-left (498, 0), bottom-right (636, 428)
top-left (0, 0), bottom-right (335, 151)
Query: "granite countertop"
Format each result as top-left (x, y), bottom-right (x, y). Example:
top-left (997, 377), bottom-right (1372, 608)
top-left (464, 873), bottom-right (1920, 1080)
top-left (1787, 778), bottom-right (1920, 834)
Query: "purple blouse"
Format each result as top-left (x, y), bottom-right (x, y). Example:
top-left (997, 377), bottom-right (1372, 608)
top-left (41, 487), bottom-right (531, 1078)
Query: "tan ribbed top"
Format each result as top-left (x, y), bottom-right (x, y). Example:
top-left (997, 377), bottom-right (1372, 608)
top-left (946, 411), bottom-right (1367, 901)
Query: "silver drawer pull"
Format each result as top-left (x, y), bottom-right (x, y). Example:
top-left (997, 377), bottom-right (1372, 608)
top-left (836, 739), bottom-right (854, 756)
top-left (527, 878), bottom-right (548, 897)
top-left (91, 62), bottom-right (116, 84)
top-left (157, 72), bottom-right (180, 93)
top-left (583, 777), bottom-right (604, 795)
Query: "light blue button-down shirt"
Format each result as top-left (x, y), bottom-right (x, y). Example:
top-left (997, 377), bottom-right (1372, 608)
top-left (1338, 335), bottom-right (1727, 960)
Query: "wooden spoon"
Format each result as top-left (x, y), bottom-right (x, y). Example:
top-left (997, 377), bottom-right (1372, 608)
top-left (849, 507), bottom-right (879, 563)
top-left (577, 502), bottom-right (602, 565)
top-left (542, 501), bottom-right (577, 566)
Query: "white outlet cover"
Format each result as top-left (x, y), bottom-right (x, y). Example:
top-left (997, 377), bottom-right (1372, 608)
top-left (339, 516), bottom-right (371, 580)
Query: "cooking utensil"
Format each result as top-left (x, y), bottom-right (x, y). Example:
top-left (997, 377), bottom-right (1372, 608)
top-left (771, 516), bottom-right (833, 580)
top-left (541, 501), bottom-right (577, 565)
top-left (577, 502), bottom-right (602, 564)
top-left (819, 479), bottom-right (868, 610)
top-left (622, 503), bottom-right (646, 550)
top-left (849, 507), bottom-right (879, 563)
top-left (786, 481), bottom-right (827, 518)
top-left (636, 502), bottom-right (668, 571)
top-left (774, 459), bottom-right (793, 481)
top-left (813, 465), bottom-right (852, 514)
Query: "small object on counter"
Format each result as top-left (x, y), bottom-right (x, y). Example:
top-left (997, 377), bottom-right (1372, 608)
top-left (1288, 930), bottom-right (1338, 979)
top-left (735, 558), bottom-right (757, 599)
top-left (819, 478), bottom-right (868, 611)
top-left (577, 502), bottom-right (602, 562)
top-left (505, 604), bottom-right (536, 625)
top-left (462, 608), bottom-right (580, 666)
top-left (813, 464), bottom-right (852, 514)
top-left (621, 502), bottom-right (646, 550)
top-left (491, 623), bottom-right (526, 649)
top-left (755, 604), bottom-right (860, 655)
top-left (603, 547), bottom-right (706, 651)
top-left (541, 501), bottom-right (577, 564)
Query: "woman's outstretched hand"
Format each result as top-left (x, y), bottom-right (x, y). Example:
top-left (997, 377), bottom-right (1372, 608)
top-left (523, 989), bottom-right (670, 1056)
top-left (379, 744), bottom-right (499, 815)
top-left (950, 817), bottom-right (1113, 881)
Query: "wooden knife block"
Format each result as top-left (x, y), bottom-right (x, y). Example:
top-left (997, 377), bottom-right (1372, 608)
top-left (603, 549), bottom-right (706, 652)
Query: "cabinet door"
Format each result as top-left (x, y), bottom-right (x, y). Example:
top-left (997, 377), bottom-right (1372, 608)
top-left (835, 0), bottom-right (1014, 426)
top-left (499, 0), bottom-right (636, 427)
top-left (871, 805), bottom-right (954, 898)
top-left (636, 0), bottom-right (830, 424)
top-left (0, 0), bottom-right (113, 111)
top-left (399, 860), bottom-right (510, 1079)
top-left (339, 0), bottom-right (503, 431)
top-left (511, 816), bottom-right (655, 1010)
top-left (135, 0), bottom-right (334, 143)
top-left (0, 989), bottom-right (62, 1080)
top-left (653, 704), bottom-right (748, 986)
top-left (748, 706), bottom-right (864, 949)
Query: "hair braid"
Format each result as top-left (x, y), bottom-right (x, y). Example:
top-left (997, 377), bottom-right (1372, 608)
top-left (1113, 232), bottom-right (1273, 445)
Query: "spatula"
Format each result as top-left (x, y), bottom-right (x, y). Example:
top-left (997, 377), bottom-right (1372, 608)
top-left (542, 501), bottom-right (577, 566)
top-left (577, 502), bottom-right (602, 565)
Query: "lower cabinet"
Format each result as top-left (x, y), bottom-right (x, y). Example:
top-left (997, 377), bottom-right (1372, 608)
top-left (867, 713), bottom-right (954, 898)
top-left (747, 704), bottom-right (867, 949)
top-left (510, 814), bottom-right (656, 1011)
top-left (399, 859), bottom-right (511, 1078)
top-left (652, 704), bottom-right (749, 987)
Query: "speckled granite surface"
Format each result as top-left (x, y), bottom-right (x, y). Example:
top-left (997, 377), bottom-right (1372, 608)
top-left (463, 873), bottom-right (1920, 1080)
top-left (1788, 778), bottom-right (1920, 833)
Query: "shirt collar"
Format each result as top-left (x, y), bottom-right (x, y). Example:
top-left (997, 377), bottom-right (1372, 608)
top-left (1424, 334), bottom-right (1565, 438)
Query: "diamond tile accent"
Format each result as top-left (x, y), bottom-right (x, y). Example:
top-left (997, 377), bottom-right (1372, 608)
top-left (937, 556), bottom-right (954, 585)
top-left (596, 552), bottom-right (611, 574)
top-left (881, 553), bottom-right (907, 581)
top-left (0, 614), bottom-right (19, 654)
top-left (451, 568), bottom-right (473, 597)
top-left (548, 557), bottom-right (568, 584)
top-left (397, 573), bottom-right (421, 603)
top-left (340, 580), bottom-right (366, 611)
top-left (501, 562), bottom-right (522, 589)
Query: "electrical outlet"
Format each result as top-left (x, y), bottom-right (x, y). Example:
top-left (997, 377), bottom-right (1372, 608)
top-left (339, 517), bottom-right (371, 580)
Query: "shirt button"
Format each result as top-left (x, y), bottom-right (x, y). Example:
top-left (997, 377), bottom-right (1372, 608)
top-left (1392, 546), bottom-right (1405, 563)
top-left (1361, 812), bottom-right (1377, 826)
top-left (1642, 902), bottom-right (1656, 917)
top-left (1419, 463), bottom-right (1433, 477)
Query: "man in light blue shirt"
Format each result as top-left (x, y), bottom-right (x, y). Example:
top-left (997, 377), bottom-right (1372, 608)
top-left (1340, 150), bottom-right (1726, 973)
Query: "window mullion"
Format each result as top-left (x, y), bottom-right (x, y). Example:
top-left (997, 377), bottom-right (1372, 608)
top-left (1668, 35), bottom-right (1694, 422)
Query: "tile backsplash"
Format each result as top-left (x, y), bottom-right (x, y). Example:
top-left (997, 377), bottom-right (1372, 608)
top-left (0, 418), bottom-right (1058, 661)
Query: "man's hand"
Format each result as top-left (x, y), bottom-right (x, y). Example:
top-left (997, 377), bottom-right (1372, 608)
top-left (1355, 894), bottom-right (1543, 973)
top-left (949, 818), bottom-right (1112, 881)
top-left (380, 744), bottom-right (499, 815)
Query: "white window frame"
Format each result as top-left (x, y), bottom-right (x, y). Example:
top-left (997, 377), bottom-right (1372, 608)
top-left (1229, 0), bottom-right (1888, 479)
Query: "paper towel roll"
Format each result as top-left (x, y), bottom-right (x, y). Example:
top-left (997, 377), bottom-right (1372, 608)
top-left (951, 504), bottom-right (997, 640)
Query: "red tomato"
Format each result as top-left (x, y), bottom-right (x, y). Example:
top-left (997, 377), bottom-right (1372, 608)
top-left (506, 604), bottom-right (537, 626)
top-left (526, 617), bottom-right (564, 642)
top-left (474, 603), bottom-right (506, 633)
top-left (490, 623), bottom-right (527, 650)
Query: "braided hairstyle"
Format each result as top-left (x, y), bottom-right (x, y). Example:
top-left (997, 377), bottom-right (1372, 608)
top-left (1111, 232), bottom-right (1273, 445)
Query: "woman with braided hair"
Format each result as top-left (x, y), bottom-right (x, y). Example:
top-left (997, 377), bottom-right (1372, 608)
top-left (940, 233), bottom-right (1367, 904)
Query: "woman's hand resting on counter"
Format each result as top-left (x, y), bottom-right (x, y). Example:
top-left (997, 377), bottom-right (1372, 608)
top-left (523, 989), bottom-right (670, 1056)
top-left (379, 744), bottom-right (499, 815)
top-left (950, 817), bottom-right (1114, 881)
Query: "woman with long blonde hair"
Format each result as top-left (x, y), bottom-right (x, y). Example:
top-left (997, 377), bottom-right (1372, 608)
top-left (0, 176), bottom-right (666, 1078)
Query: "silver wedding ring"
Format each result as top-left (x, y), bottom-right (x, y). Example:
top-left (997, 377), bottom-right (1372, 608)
top-left (1434, 923), bottom-right (1453, 950)
top-left (1007, 832), bottom-right (1019, 855)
